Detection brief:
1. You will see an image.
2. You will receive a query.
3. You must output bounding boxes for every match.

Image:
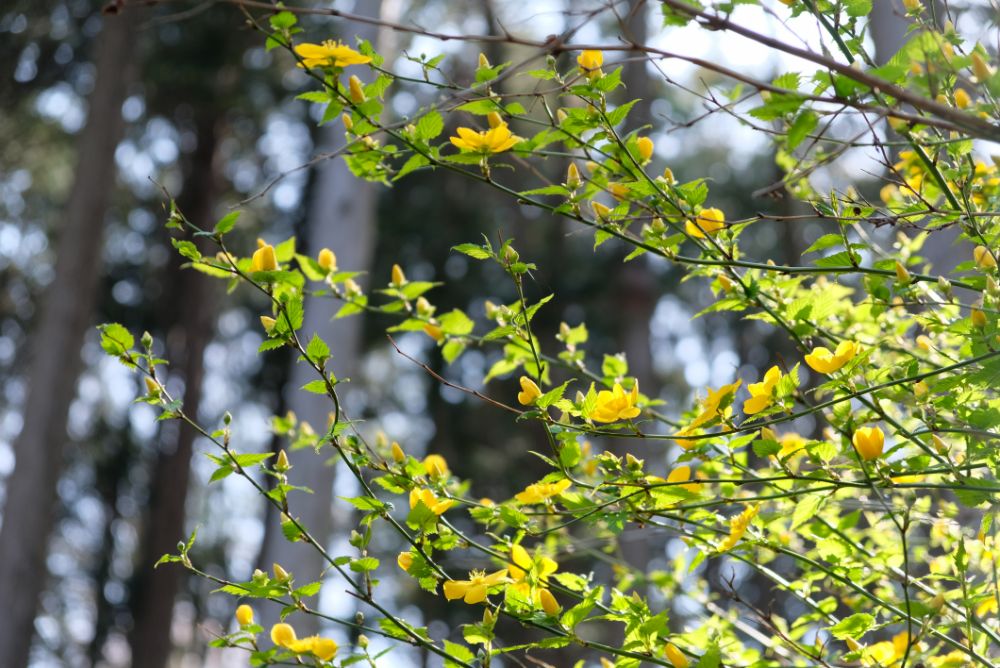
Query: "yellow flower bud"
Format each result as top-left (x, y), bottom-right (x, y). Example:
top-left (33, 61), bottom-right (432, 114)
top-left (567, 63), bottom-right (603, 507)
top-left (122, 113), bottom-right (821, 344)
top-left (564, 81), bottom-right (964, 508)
top-left (972, 52), bottom-right (994, 82)
top-left (358, 634), bottom-right (369, 649)
top-left (974, 245), bottom-right (997, 269)
top-left (585, 160), bottom-right (599, 174)
top-left (423, 323), bottom-right (444, 341)
top-left (318, 248), bottom-right (337, 272)
top-left (484, 300), bottom-right (499, 319)
top-left (250, 244), bottom-right (279, 273)
top-left (954, 88), bottom-right (972, 109)
top-left (539, 588), bottom-right (560, 615)
top-left (902, 0), bottom-right (921, 10)
top-left (256, 237), bottom-right (267, 249)
top-left (972, 308), bottom-right (988, 327)
top-left (662, 167), bottom-right (675, 183)
top-left (348, 75), bottom-right (366, 103)
top-left (517, 376), bottom-right (543, 405)
top-left (914, 380), bottom-right (929, 398)
top-left (260, 316), bottom-right (276, 333)
top-left (270, 622), bottom-right (295, 647)
top-left (478, 53), bottom-right (490, 69)
top-left (397, 552), bottom-right (414, 572)
top-left (608, 182), bottom-right (629, 201)
top-left (718, 274), bottom-right (734, 292)
top-left (391, 441), bottom-right (405, 463)
top-left (852, 426), bottom-right (885, 461)
top-left (665, 643), bottom-right (689, 668)
top-left (556, 109), bottom-right (568, 124)
top-left (344, 278), bottom-right (362, 296)
top-left (566, 162), bottom-right (581, 189)
top-left (760, 427), bottom-right (777, 441)
top-left (636, 136), bottom-right (654, 162)
top-left (391, 263), bottom-right (406, 286)
top-left (145, 376), bottom-right (160, 396)
top-left (415, 296), bottom-right (434, 317)
top-left (932, 434), bottom-right (947, 453)
top-left (916, 334), bottom-right (932, 351)
top-left (342, 113), bottom-right (353, 131)
top-left (273, 563), bottom-right (291, 582)
top-left (235, 604), bottom-right (254, 626)
top-left (276, 449), bottom-right (290, 472)
top-left (894, 260), bottom-right (912, 284)
top-left (591, 201), bottom-right (612, 220)
top-left (487, 112), bottom-right (504, 129)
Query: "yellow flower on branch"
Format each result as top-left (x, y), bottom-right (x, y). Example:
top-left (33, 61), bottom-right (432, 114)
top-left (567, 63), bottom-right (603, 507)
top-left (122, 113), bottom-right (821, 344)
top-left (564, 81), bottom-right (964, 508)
top-left (250, 243), bottom-right (278, 272)
top-left (577, 50), bottom-right (604, 78)
top-left (449, 123), bottom-right (520, 154)
top-left (409, 488), bottom-right (455, 515)
top-left (590, 382), bottom-right (640, 423)
top-left (235, 604), bottom-right (254, 627)
top-left (852, 426), bottom-right (885, 461)
top-left (718, 504), bottom-right (760, 552)
top-left (517, 376), bottom-right (542, 405)
top-left (423, 453), bottom-right (449, 477)
top-left (804, 341), bottom-right (857, 374)
top-left (317, 247), bottom-right (337, 272)
top-left (689, 380), bottom-right (742, 430)
top-left (665, 642), bottom-right (690, 668)
top-left (442, 569), bottom-right (509, 604)
top-left (743, 365), bottom-right (782, 414)
top-left (508, 544), bottom-right (558, 598)
top-left (685, 207), bottom-right (725, 238)
top-left (666, 465), bottom-right (701, 493)
top-left (515, 478), bottom-right (571, 504)
top-left (636, 136), bottom-right (654, 162)
top-left (397, 552), bottom-right (414, 572)
top-left (293, 40), bottom-right (372, 69)
top-left (270, 623), bottom-right (339, 661)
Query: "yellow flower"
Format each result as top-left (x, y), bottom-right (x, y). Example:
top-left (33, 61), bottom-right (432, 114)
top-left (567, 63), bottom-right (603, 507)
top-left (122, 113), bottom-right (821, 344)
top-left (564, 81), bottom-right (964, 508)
top-left (449, 123), bottom-right (520, 154)
top-left (486, 112), bottom-right (504, 129)
top-left (423, 453), bottom-right (449, 477)
top-left (719, 504), bottom-right (759, 552)
top-left (272, 563), bottom-right (291, 582)
top-left (914, 380), bottom-right (929, 399)
top-left (804, 341), bottom-right (857, 374)
top-left (689, 380), bottom-right (742, 429)
top-left (972, 52), bottom-right (994, 82)
top-left (665, 643), bottom-right (689, 668)
top-left (590, 382), bottom-right (641, 423)
top-left (743, 365), bottom-right (781, 414)
top-left (397, 551), bottom-right (414, 571)
top-left (144, 376), bottom-right (160, 396)
top-left (974, 245), bottom-right (997, 269)
top-left (235, 604), bottom-right (254, 626)
top-left (566, 162), bottom-right (581, 189)
top-left (972, 308), bottom-right (988, 327)
top-left (685, 207), bottom-right (725, 238)
top-left (577, 50), bottom-right (604, 78)
top-left (608, 182), bottom-right (630, 200)
top-left (862, 631), bottom-right (910, 667)
top-left (250, 244), bottom-right (278, 272)
top-left (515, 478), bottom-right (571, 504)
top-left (423, 323), bottom-right (444, 341)
top-left (517, 376), bottom-right (542, 405)
top-left (954, 88), bottom-right (972, 109)
top-left (409, 488), bottom-right (455, 515)
top-left (666, 465), bottom-right (701, 493)
top-left (391, 263), bottom-right (406, 286)
top-left (293, 40), bottom-right (372, 69)
top-left (443, 569), bottom-right (508, 604)
top-left (591, 200), bottom-right (612, 220)
top-left (853, 426), bottom-right (885, 461)
top-left (508, 544), bottom-right (559, 610)
top-left (636, 136), bottom-right (654, 162)
top-left (270, 623), bottom-right (339, 660)
top-left (894, 260), bottom-right (911, 284)
top-left (317, 248), bottom-right (337, 272)
top-left (776, 432), bottom-right (808, 462)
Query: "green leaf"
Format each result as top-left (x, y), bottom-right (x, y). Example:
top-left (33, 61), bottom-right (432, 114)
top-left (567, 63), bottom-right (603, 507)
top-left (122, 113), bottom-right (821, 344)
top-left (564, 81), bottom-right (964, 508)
top-left (452, 243), bottom-right (492, 260)
top-left (213, 211), bottom-right (239, 235)
top-left (786, 110), bottom-right (818, 149)
top-left (828, 613), bottom-right (875, 640)
top-left (438, 309), bottom-right (475, 336)
top-left (99, 323), bottom-right (134, 357)
top-left (306, 333), bottom-right (331, 365)
top-left (416, 110), bottom-right (444, 140)
top-left (350, 557), bottom-right (380, 572)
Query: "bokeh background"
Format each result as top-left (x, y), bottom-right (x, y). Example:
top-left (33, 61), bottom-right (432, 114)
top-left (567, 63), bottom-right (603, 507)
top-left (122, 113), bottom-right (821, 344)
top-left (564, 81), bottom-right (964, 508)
top-left (1, 0), bottom-right (994, 666)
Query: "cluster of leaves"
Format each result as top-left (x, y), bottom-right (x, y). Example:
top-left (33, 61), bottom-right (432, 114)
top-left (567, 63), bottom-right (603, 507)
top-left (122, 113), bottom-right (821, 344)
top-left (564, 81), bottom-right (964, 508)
top-left (100, 1), bottom-right (1000, 666)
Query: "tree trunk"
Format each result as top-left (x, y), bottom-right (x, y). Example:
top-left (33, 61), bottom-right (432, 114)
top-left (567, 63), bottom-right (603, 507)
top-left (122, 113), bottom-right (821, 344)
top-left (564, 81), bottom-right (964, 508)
top-left (0, 8), bottom-right (138, 667)
top-left (256, 0), bottom-right (383, 635)
top-left (126, 110), bottom-right (222, 668)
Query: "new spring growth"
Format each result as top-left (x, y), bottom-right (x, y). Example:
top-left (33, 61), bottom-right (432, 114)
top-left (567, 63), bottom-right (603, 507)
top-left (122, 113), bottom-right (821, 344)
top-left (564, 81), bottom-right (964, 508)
top-left (391, 263), bottom-right (407, 286)
top-left (318, 247), bottom-right (337, 272)
top-left (914, 380), bottom-right (929, 399)
top-left (275, 449), bottom-right (290, 472)
top-left (972, 308), bottom-right (988, 327)
top-left (591, 201), bottom-right (612, 220)
top-left (478, 52), bottom-right (490, 69)
top-left (415, 296), bottom-right (435, 317)
top-left (902, 0), bottom-right (921, 11)
top-left (144, 376), bottom-right (160, 397)
top-left (342, 113), bottom-right (353, 131)
top-left (348, 75), bottom-right (365, 103)
top-left (260, 316), bottom-right (276, 333)
top-left (565, 162), bottom-right (581, 189)
top-left (344, 278), bottom-right (362, 297)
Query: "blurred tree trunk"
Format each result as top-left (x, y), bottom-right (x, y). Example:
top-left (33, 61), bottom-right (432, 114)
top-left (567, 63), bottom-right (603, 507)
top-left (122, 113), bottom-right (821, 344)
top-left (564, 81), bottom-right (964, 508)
top-left (126, 109), bottom-right (223, 667)
top-left (0, 8), bottom-right (138, 667)
top-left (256, 0), bottom-right (383, 635)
